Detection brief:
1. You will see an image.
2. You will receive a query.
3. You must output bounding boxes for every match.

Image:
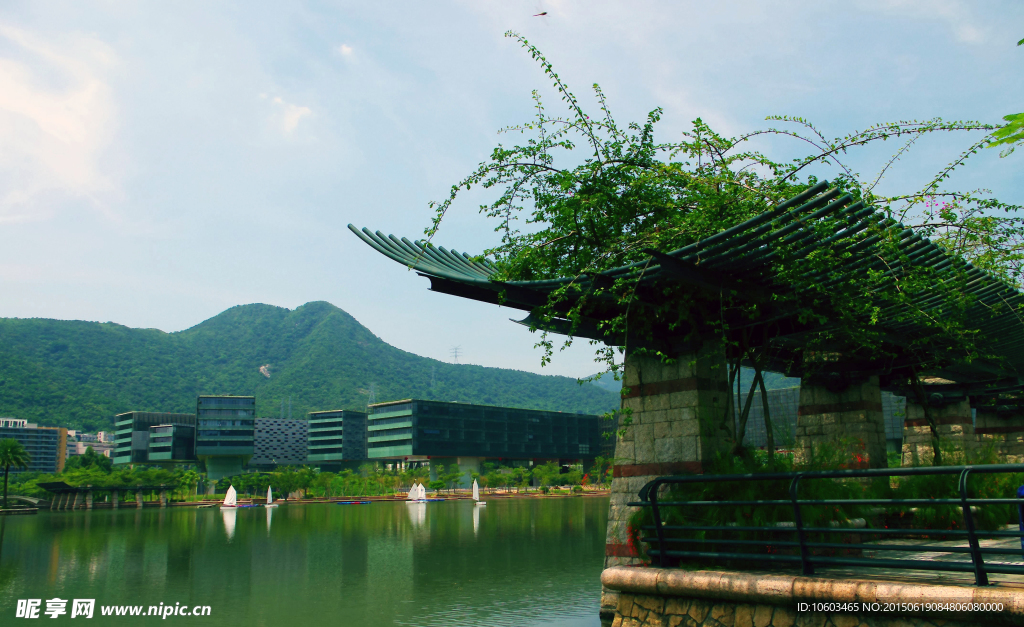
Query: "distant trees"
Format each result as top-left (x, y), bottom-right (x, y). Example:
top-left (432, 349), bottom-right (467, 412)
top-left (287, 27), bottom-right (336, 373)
top-left (0, 439), bottom-right (30, 508)
top-left (64, 447), bottom-right (112, 473)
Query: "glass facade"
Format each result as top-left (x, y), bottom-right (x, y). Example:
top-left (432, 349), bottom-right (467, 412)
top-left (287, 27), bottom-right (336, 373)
top-left (147, 424), bottom-right (197, 462)
top-left (306, 410), bottom-right (367, 464)
top-left (0, 425), bottom-right (66, 473)
top-left (366, 400), bottom-right (601, 460)
top-left (113, 412), bottom-right (196, 465)
top-left (195, 396), bottom-right (255, 457)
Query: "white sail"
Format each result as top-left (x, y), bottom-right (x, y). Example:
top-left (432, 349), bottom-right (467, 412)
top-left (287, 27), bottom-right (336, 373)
top-left (472, 479), bottom-right (479, 502)
top-left (416, 483), bottom-right (425, 500)
top-left (407, 484), bottom-right (417, 501)
top-left (267, 486), bottom-right (273, 505)
top-left (223, 485), bottom-right (237, 507)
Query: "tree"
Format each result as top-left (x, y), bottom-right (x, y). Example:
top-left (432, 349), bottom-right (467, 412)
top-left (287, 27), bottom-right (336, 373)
top-left (64, 447), bottom-right (112, 473)
top-left (988, 37), bottom-right (1024, 156)
top-left (0, 439), bottom-right (31, 509)
top-left (428, 32), bottom-right (1021, 466)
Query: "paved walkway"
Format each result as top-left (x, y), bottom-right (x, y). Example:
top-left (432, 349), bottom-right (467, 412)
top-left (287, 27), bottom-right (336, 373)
top-left (813, 529), bottom-right (1024, 588)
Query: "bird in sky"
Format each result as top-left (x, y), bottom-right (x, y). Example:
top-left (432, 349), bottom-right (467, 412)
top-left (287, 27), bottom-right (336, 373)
top-left (534, 12), bottom-right (547, 16)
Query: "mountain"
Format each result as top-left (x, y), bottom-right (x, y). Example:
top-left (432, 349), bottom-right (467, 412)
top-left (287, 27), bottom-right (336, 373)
top-left (0, 301), bottom-right (620, 432)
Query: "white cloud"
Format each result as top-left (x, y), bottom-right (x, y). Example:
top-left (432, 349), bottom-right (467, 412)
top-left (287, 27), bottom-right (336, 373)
top-left (338, 43), bottom-right (354, 56)
top-left (860, 0), bottom-right (989, 44)
top-left (270, 96), bottom-right (312, 134)
top-left (0, 24), bottom-right (119, 222)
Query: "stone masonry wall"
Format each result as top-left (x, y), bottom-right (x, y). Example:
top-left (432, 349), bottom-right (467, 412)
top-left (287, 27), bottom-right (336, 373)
top-left (612, 592), bottom-right (991, 627)
top-left (901, 398), bottom-right (974, 466)
top-left (795, 376), bottom-right (886, 468)
top-left (901, 399), bottom-right (1024, 465)
top-left (602, 341), bottom-right (731, 615)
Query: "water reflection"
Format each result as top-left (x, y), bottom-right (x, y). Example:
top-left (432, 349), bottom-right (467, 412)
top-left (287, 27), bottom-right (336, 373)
top-left (0, 499), bottom-right (607, 627)
top-left (405, 502), bottom-right (427, 528)
top-left (222, 509), bottom-right (237, 541)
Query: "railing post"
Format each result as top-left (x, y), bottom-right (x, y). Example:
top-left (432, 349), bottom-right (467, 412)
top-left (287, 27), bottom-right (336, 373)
top-left (1017, 484), bottom-right (1024, 555)
top-left (648, 480), bottom-right (668, 567)
top-left (790, 474), bottom-right (813, 576)
top-left (959, 468), bottom-right (988, 586)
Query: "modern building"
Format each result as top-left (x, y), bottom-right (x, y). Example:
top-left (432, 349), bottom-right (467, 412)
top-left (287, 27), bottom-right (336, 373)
top-left (196, 395), bottom-right (255, 479)
top-left (113, 412), bottom-right (196, 465)
top-left (66, 430), bottom-right (115, 459)
top-left (0, 419), bottom-right (67, 473)
top-left (249, 418), bottom-right (309, 469)
top-left (147, 424), bottom-right (197, 463)
top-left (306, 410), bottom-right (367, 470)
top-left (366, 399), bottom-right (601, 484)
top-left (735, 388), bottom-right (908, 454)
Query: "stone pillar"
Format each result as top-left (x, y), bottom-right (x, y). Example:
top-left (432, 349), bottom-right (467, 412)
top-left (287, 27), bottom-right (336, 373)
top-left (600, 340), bottom-right (730, 620)
top-left (111, 490), bottom-right (119, 510)
top-left (971, 408), bottom-right (1024, 464)
top-left (86, 491), bottom-right (94, 510)
top-left (159, 490), bottom-right (168, 508)
top-left (902, 398), bottom-right (975, 466)
top-left (135, 492), bottom-right (144, 509)
top-left (606, 342), bottom-right (732, 562)
top-left (795, 375), bottom-right (886, 468)
top-left (72, 492), bottom-right (81, 510)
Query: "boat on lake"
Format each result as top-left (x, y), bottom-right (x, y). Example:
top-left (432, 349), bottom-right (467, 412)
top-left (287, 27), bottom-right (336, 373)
top-left (265, 486), bottom-right (279, 508)
top-left (221, 485), bottom-right (238, 509)
top-left (472, 479), bottom-right (486, 506)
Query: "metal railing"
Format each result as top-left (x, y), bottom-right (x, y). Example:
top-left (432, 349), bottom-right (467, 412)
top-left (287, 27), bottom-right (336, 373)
top-left (628, 464), bottom-right (1024, 585)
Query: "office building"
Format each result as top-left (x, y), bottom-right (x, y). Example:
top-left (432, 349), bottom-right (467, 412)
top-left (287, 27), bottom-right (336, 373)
top-left (0, 419), bottom-right (67, 473)
top-left (306, 410), bottom-right (367, 470)
top-left (250, 418), bottom-right (308, 469)
top-left (196, 396), bottom-right (255, 479)
top-left (113, 412), bottom-right (196, 465)
top-left (366, 399), bottom-right (601, 485)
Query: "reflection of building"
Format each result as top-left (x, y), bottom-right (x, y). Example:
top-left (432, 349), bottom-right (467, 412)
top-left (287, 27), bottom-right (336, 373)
top-left (306, 410), bottom-right (367, 469)
top-left (0, 418), bottom-right (67, 473)
top-left (250, 418), bottom-right (308, 469)
top-left (366, 400), bottom-right (600, 484)
top-left (196, 396), bottom-right (255, 479)
top-left (113, 412), bottom-right (196, 465)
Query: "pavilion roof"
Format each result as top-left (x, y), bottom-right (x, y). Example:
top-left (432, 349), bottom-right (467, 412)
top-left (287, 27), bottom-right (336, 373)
top-left (350, 181), bottom-right (1024, 398)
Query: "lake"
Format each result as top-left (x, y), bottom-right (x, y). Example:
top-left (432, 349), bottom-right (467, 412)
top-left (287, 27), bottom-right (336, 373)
top-left (0, 497), bottom-right (608, 626)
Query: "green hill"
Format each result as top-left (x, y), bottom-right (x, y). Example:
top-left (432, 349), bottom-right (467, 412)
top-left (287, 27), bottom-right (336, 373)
top-left (0, 301), bottom-right (620, 432)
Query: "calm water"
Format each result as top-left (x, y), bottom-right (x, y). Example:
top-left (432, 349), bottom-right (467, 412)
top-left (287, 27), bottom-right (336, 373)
top-left (0, 497), bottom-right (607, 626)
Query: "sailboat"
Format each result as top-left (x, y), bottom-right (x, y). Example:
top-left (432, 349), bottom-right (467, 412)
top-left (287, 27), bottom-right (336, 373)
top-left (473, 479), bottom-right (486, 506)
top-left (265, 486), bottom-right (279, 508)
top-left (407, 483), bottom-right (426, 503)
top-left (221, 485), bottom-right (238, 509)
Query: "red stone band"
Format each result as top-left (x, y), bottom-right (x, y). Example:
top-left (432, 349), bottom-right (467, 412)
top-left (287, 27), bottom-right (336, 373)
top-left (975, 426), bottom-right (1024, 435)
top-left (797, 400), bottom-right (883, 416)
top-left (620, 377), bottom-right (729, 399)
top-left (605, 543), bottom-right (639, 557)
top-left (613, 461), bottom-right (703, 477)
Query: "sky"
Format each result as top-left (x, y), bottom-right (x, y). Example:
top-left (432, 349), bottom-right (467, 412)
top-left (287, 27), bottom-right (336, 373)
top-left (0, 1), bottom-right (1021, 378)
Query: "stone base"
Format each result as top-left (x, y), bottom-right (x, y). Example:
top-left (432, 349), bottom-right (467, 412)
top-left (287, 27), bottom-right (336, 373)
top-left (601, 567), bottom-right (1024, 627)
top-left (795, 377), bottom-right (886, 468)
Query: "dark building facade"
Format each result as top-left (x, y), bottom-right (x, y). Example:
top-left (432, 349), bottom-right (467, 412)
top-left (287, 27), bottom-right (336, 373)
top-left (365, 399), bottom-right (601, 461)
top-left (306, 410), bottom-right (367, 468)
top-left (196, 396), bottom-right (256, 479)
top-left (0, 419), bottom-right (66, 473)
top-left (113, 412), bottom-right (196, 465)
top-left (250, 418), bottom-right (308, 468)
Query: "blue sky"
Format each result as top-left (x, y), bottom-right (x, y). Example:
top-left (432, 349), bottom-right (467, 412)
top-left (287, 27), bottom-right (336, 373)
top-left (0, 1), bottom-right (1021, 378)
